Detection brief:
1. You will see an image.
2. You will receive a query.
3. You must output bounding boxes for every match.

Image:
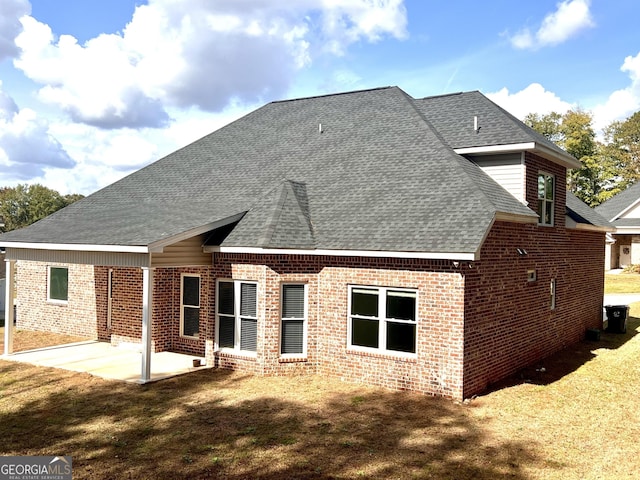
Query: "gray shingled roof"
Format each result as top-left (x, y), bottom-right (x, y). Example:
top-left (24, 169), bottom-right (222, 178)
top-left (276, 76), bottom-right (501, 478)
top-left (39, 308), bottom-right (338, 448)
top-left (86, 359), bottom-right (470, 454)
top-left (566, 194), bottom-right (613, 229)
top-left (415, 91), bottom-right (578, 164)
top-left (595, 182), bottom-right (640, 224)
top-left (0, 86), bottom-right (592, 256)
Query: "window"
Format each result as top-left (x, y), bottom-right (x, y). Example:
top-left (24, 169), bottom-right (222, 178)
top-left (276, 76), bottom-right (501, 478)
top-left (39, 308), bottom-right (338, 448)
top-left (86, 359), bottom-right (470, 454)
top-left (281, 284), bottom-right (307, 356)
top-left (181, 274), bottom-right (200, 338)
top-left (550, 279), bottom-right (557, 310)
top-left (48, 266), bottom-right (68, 303)
top-left (537, 172), bottom-right (554, 226)
top-left (348, 286), bottom-right (417, 355)
top-left (217, 280), bottom-right (258, 353)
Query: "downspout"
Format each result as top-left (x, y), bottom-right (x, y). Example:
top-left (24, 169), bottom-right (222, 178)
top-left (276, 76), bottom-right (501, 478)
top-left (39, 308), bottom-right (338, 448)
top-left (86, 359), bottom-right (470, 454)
top-left (140, 266), bottom-right (154, 382)
top-left (107, 268), bottom-right (113, 330)
top-left (2, 259), bottom-right (15, 356)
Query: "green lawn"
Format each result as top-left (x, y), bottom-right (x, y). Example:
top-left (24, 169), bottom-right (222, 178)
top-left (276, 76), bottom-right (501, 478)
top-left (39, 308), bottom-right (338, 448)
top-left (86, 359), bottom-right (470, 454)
top-left (605, 272), bottom-right (640, 294)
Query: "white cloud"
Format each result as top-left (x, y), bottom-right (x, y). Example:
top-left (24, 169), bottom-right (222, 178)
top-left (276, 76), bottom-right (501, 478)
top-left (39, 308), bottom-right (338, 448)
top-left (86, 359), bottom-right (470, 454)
top-left (509, 0), bottom-right (594, 50)
top-left (591, 51), bottom-right (640, 132)
top-left (487, 83), bottom-right (574, 120)
top-left (13, 0), bottom-right (408, 130)
top-left (0, 0), bottom-right (29, 61)
top-left (0, 106), bottom-right (75, 181)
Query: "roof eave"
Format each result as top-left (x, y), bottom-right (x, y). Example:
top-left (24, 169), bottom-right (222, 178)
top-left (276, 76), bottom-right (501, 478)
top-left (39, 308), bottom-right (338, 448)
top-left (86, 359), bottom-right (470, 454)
top-left (206, 246), bottom-right (478, 261)
top-left (0, 242), bottom-right (149, 254)
top-left (454, 142), bottom-right (581, 169)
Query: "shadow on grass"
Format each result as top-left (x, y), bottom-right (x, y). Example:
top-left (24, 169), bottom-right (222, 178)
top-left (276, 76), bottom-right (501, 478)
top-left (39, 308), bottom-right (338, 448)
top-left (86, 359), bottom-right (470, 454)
top-left (0, 363), bottom-right (545, 480)
top-left (489, 316), bottom-right (639, 391)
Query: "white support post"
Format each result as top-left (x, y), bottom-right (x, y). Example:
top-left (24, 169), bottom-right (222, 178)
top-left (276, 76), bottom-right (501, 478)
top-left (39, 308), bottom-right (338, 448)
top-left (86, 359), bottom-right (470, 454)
top-left (141, 267), bottom-right (154, 382)
top-left (3, 260), bottom-right (15, 356)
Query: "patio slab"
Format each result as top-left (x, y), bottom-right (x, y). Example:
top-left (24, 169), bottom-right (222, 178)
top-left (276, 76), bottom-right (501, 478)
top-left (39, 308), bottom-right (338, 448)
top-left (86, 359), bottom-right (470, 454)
top-left (3, 341), bottom-right (209, 383)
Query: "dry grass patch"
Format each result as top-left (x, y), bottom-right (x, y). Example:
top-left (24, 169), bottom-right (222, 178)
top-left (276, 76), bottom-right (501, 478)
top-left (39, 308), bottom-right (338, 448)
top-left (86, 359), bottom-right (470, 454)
top-left (604, 272), bottom-right (640, 293)
top-left (0, 303), bottom-right (639, 479)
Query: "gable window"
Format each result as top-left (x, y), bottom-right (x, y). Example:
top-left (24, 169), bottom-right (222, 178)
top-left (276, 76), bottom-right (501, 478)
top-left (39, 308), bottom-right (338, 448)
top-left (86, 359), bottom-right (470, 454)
top-left (48, 266), bottom-right (68, 303)
top-left (348, 286), bottom-right (417, 355)
top-left (281, 284), bottom-right (307, 356)
top-left (181, 274), bottom-right (200, 338)
top-left (217, 280), bottom-right (258, 353)
top-left (537, 172), bottom-right (555, 226)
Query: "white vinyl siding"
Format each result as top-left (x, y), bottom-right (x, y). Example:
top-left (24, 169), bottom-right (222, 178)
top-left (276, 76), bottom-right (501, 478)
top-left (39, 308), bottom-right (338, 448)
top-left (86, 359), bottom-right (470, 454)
top-left (471, 153), bottom-right (525, 203)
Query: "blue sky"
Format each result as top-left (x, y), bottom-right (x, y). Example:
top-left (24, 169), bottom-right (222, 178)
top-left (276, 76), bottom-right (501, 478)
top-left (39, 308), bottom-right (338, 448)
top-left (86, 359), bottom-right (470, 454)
top-left (0, 0), bottom-right (639, 195)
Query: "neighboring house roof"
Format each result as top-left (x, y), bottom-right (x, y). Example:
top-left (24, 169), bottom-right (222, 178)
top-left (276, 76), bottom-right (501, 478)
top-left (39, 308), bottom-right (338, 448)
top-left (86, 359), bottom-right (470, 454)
top-left (595, 182), bottom-right (640, 225)
top-left (0, 86), bottom-right (600, 258)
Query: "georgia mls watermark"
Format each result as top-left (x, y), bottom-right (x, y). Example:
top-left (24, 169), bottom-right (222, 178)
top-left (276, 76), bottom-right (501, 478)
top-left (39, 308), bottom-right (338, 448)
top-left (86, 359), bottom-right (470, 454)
top-left (0, 456), bottom-right (72, 480)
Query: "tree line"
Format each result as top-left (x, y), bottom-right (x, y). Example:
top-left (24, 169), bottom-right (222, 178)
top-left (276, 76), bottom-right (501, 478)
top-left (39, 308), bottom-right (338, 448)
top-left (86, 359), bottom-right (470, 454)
top-left (0, 184), bottom-right (83, 233)
top-left (525, 109), bottom-right (640, 207)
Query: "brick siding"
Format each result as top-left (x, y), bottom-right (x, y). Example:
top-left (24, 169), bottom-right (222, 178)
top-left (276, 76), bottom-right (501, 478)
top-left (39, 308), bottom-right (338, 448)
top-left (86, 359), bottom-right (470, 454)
top-left (11, 157), bottom-right (606, 400)
top-left (16, 261), bottom-right (98, 338)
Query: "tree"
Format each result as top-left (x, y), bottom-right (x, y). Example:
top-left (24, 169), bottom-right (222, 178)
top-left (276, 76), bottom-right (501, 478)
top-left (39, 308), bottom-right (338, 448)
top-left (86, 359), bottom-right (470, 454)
top-left (604, 111), bottom-right (640, 187)
top-left (525, 109), bottom-right (617, 206)
top-left (0, 184), bottom-right (84, 233)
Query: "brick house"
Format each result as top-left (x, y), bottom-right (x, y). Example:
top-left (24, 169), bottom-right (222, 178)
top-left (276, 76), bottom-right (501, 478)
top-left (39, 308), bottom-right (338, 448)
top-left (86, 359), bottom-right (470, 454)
top-left (0, 87), bottom-right (612, 399)
top-left (595, 183), bottom-right (640, 270)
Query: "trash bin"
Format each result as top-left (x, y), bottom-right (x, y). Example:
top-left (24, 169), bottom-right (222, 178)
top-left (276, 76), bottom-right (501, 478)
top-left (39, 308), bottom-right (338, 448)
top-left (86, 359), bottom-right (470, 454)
top-left (605, 305), bottom-right (629, 334)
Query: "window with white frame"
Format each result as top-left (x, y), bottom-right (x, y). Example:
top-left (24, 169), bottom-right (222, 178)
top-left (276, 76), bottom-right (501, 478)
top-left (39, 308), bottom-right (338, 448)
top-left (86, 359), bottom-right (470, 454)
top-left (537, 172), bottom-right (555, 226)
top-left (181, 274), bottom-right (200, 338)
top-left (48, 266), bottom-right (68, 303)
top-left (348, 286), bottom-right (417, 355)
top-left (217, 280), bottom-right (258, 353)
top-left (280, 284), bottom-right (307, 356)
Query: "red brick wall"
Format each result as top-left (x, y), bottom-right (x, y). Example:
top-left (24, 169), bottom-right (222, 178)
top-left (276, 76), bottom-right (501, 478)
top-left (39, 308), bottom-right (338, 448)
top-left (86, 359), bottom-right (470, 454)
top-left (209, 254), bottom-right (466, 399)
top-left (461, 153), bottom-right (605, 397)
top-left (16, 261), bottom-right (98, 338)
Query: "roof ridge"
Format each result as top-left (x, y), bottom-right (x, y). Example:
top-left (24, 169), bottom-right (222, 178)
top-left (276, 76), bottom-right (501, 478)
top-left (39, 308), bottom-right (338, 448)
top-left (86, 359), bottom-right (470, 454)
top-left (271, 86), bottom-right (394, 104)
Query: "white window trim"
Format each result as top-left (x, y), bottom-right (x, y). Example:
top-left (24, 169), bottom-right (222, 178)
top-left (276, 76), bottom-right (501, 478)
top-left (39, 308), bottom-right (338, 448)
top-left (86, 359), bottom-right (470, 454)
top-left (215, 279), bottom-right (259, 356)
top-left (537, 171), bottom-right (555, 226)
top-left (280, 283), bottom-right (308, 359)
top-left (47, 265), bottom-right (69, 304)
top-left (347, 285), bottom-right (418, 358)
top-left (180, 273), bottom-right (200, 339)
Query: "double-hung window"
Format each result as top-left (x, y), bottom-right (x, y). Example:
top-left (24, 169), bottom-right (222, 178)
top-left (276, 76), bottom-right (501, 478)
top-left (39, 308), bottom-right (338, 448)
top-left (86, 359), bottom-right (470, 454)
top-left (280, 284), bottom-right (307, 356)
top-left (537, 172), bottom-right (554, 226)
top-left (48, 266), bottom-right (69, 303)
top-left (181, 274), bottom-right (200, 338)
top-left (217, 280), bottom-right (258, 353)
top-left (348, 286), bottom-right (418, 355)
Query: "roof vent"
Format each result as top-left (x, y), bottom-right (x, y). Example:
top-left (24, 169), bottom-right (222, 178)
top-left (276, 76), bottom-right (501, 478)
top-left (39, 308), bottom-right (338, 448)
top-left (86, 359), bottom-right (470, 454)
top-left (319, 123), bottom-right (323, 134)
top-left (473, 116), bottom-right (480, 133)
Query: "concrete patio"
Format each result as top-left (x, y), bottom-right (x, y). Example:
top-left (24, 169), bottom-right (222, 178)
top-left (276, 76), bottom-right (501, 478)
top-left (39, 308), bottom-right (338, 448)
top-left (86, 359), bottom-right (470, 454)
top-left (2, 340), bottom-right (209, 383)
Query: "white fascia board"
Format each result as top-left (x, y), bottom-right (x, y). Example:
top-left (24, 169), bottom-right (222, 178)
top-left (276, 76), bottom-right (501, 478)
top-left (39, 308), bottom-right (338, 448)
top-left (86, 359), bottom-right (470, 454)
top-left (455, 142), bottom-right (581, 169)
top-left (206, 246), bottom-right (477, 261)
top-left (0, 241), bottom-right (149, 253)
top-left (148, 212), bottom-right (246, 253)
top-left (612, 226), bottom-right (640, 235)
top-left (455, 142), bottom-right (536, 156)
